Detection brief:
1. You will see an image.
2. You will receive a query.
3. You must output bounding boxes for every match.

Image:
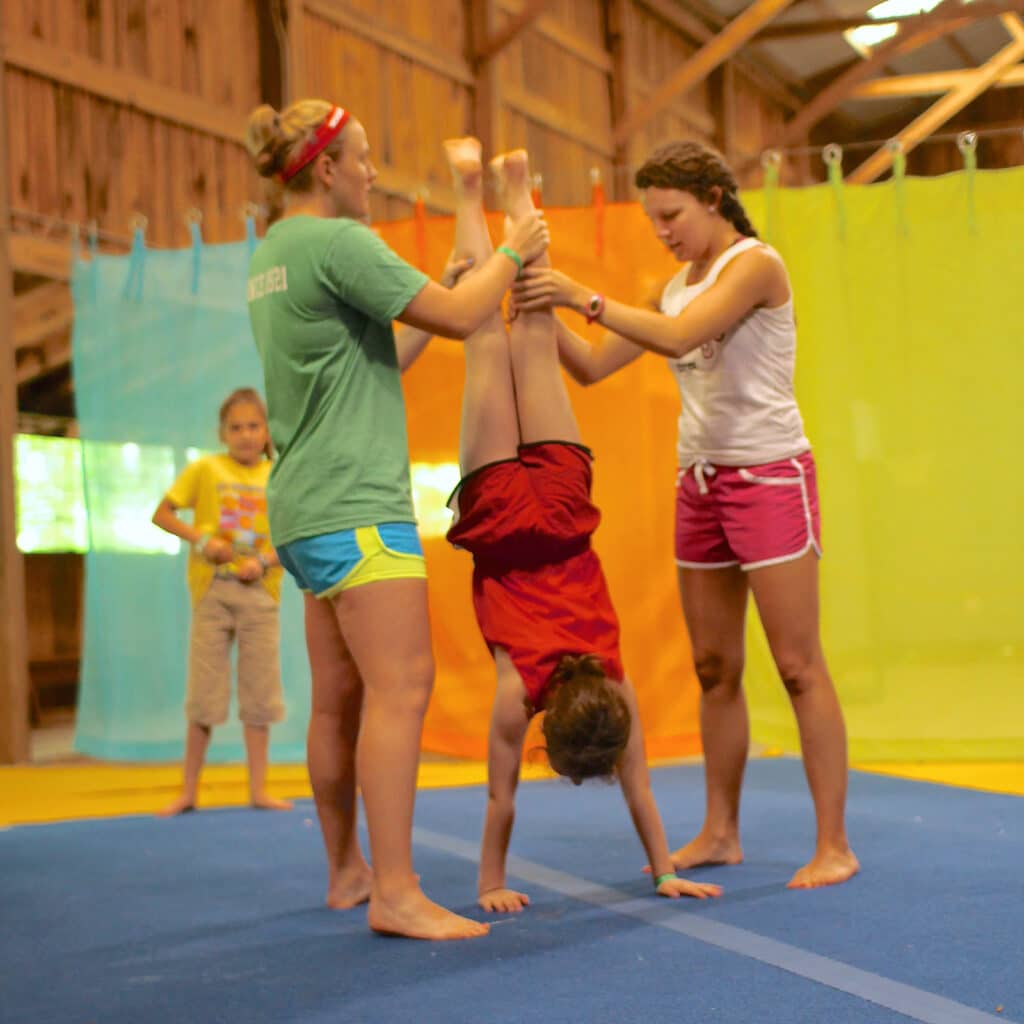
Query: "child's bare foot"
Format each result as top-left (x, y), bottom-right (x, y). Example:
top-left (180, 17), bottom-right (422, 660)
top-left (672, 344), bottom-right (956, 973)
top-left (443, 137), bottom-right (483, 196)
top-left (250, 795), bottom-right (293, 811)
top-left (156, 796), bottom-right (196, 817)
top-left (327, 865), bottom-right (374, 910)
top-left (478, 887), bottom-right (530, 914)
top-left (490, 149), bottom-right (530, 194)
top-left (369, 887), bottom-right (489, 940)
top-left (788, 847), bottom-right (860, 889)
top-left (650, 831), bottom-right (743, 870)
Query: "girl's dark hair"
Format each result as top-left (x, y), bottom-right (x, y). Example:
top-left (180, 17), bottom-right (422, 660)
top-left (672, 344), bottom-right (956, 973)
top-left (219, 387), bottom-right (273, 459)
top-left (541, 654), bottom-right (631, 785)
top-left (635, 140), bottom-right (758, 238)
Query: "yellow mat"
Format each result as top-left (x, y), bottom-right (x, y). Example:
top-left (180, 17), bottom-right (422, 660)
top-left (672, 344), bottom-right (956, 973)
top-left (1, 758), bottom-right (1020, 829)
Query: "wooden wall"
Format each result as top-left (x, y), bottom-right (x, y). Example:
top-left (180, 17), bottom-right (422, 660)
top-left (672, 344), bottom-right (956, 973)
top-left (3, 0), bottom-right (265, 248)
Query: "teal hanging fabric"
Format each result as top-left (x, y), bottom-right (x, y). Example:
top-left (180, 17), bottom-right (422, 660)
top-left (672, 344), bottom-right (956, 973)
top-left (72, 240), bottom-right (310, 762)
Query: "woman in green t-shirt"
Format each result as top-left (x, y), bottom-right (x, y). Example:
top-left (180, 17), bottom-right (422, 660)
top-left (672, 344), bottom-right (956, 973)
top-left (245, 98), bottom-right (548, 942)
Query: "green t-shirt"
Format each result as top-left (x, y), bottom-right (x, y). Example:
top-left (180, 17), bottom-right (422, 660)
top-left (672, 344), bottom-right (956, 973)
top-left (247, 216), bottom-right (429, 547)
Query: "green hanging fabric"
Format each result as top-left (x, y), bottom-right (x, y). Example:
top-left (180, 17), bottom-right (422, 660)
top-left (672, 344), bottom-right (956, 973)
top-left (889, 140), bottom-right (908, 235)
top-left (958, 131), bottom-right (979, 233)
top-left (824, 143), bottom-right (846, 239)
top-left (761, 150), bottom-right (781, 245)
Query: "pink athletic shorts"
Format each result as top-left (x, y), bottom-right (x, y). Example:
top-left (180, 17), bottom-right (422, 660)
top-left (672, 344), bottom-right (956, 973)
top-left (675, 450), bottom-right (822, 571)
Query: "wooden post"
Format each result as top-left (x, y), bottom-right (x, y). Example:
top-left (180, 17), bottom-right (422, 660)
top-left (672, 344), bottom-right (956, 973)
top-left (0, 56), bottom-right (31, 764)
top-left (606, 0), bottom-right (633, 200)
top-left (470, 0), bottom-right (503, 185)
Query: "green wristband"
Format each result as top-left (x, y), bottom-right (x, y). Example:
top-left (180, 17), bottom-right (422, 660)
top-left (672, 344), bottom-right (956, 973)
top-left (497, 244), bottom-right (523, 278)
top-left (654, 872), bottom-right (676, 889)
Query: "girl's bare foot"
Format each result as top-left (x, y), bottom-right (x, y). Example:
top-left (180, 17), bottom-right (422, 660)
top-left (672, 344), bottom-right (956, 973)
top-left (443, 137), bottom-right (483, 196)
top-left (788, 847), bottom-right (860, 889)
top-left (250, 795), bottom-right (293, 811)
top-left (490, 149), bottom-right (530, 193)
top-left (156, 795), bottom-right (196, 817)
top-left (368, 887), bottom-right (489, 941)
top-left (327, 865), bottom-right (374, 910)
top-left (660, 830), bottom-right (743, 870)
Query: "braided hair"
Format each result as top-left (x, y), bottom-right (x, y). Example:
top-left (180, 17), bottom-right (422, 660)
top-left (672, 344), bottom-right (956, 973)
top-left (636, 141), bottom-right (758, 238)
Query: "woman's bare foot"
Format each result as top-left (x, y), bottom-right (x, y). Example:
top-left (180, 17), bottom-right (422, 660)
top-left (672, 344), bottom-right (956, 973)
top-left (250, 794), bottom-right (293, 811)
top-left (327, 865), bottom-right (374, 910)
top-left (368, 886), bottom-right (489, 941)
top-left (788, 847), bottom-right (860, 889)
top-left (661, 831), bottom-right (744, 870)
top-left (156, 795), bottom-right (196, 817)
top-left (443, 137), bottom-right (483, 197)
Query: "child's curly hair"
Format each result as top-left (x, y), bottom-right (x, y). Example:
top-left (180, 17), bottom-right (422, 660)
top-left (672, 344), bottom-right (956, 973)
top-left (541, 654), bottom-right (631, 785)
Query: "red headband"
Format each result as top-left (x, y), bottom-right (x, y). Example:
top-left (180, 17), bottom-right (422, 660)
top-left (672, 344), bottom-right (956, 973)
top-left (279, 105), bottom-right (351, 184)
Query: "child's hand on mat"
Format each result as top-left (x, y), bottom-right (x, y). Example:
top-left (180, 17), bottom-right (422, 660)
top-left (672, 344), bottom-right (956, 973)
top-left (440, 253), bottom-right (475, 288)
top-left (656, 877), bottom-right (723, 900)
top-left (512, 267), bottom-right (581, 311)
top-left (235, 556), bottom-right (264, 582)
top-left (203, 537), bottom-right (235, 564)
top-left (479, 887), bottom-right (530, 913)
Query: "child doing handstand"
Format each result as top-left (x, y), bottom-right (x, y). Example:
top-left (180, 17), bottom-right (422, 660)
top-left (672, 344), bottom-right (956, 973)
top-left (442, 139), bottom-right (722, 912)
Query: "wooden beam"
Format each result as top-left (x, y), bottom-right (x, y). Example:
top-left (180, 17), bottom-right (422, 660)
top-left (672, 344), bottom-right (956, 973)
top-left (607, 0), bottom-right (633, 200)
top-left (851, 63), bottom-right (1024, 98)
top-left (502, 85), bottom-right (613, 157)
top-left (16, 335), bottom-right (72, 386)
top-left (1, 34), bottom-right (249, 143)
top-left (285, 0), bottom-right (306, 100)
top-left (497, 0), bottom-right (612, 72)
top-left (470, 0), bottom-right (503, 166)
top-left (755, 0), bottom-right (1024, 39)
top-left (613, 0), bottom-right (798, 147)
top-left (848, 14), bottom-right (1024, 183)
top-left (0, 48), bottom-right (31, 764)
top-left (476, 0), bottom-right (550, 64)
top-left (776, 0), bottom-right (980, 147)
top-left (635, 0), bottom-right (805, 111)
top-left (13, 282), bottom-right (74, 351)
top-left (303, 0), bottom-right (475, 86)
top-left (9, 231), bottom-right (72, 281)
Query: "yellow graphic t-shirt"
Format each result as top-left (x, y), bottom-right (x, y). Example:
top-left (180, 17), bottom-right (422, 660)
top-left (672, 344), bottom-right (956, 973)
top-left (165, 453), bottom-right (283, 606)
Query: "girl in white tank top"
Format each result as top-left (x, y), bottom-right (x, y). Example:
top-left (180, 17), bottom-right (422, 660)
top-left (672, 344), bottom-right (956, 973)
top-left (512, 140), bottom-right (859, 892)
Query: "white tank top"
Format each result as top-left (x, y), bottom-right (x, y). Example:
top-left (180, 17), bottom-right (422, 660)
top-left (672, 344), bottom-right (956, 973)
top-left (661, 237), bottom-right (810, 468)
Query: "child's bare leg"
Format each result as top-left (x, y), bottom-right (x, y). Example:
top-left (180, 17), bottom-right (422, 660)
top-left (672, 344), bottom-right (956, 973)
top-left (443, 138), bottom-right (518, 474)
top-left (244, 724), bottom-right (293, 811)
top-left (304, 594), bottom-right (373, 909)
top-left (492, 151), bottom-right (580, 445)
top-left (157, 721), bottom-right (210, 816)
top-left (444, 137), bottom-right (490, 266)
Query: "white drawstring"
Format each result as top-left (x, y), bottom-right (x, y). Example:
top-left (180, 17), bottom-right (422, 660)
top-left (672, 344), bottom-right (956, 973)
top-left (693, 459), bottom-right (716, 495)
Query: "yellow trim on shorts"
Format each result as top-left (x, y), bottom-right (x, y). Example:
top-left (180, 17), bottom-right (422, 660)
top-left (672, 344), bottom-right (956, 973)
top-left (320, 525), bottom-right (427, 600)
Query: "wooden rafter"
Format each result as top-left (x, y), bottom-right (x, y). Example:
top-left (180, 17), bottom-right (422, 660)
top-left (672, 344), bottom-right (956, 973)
top-left (13, 283), bottom-right (74, 352)
top-left (636, 0), bottom-right (805, 110)
top-left (848, 13), bottom-right (1024, 183)
top-left (613, 0), bottom-right (798, 147)
top-left (17, 335), bottom-right (72, 386)
top-left (10, 232), bottom-right (73, 282)
top-left (853, 62), bottom-right (1024, 97)
top-left (475, 0), bottom-right (550, 64)
top-left (755, 0), bottom-right (1024, 39)
top-left (775, 0), bottom-right (982, 147)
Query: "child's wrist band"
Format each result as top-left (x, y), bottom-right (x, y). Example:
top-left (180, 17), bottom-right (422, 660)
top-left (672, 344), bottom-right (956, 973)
top-left (497, 245), bottom-right (523, 278)
top-left (653, 872), bottom-right (676, 889)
